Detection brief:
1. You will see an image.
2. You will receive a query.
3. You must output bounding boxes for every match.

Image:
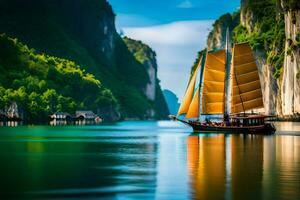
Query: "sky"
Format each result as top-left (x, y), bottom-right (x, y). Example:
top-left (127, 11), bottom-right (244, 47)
top-left (108, 0), bottom-right (240, 100)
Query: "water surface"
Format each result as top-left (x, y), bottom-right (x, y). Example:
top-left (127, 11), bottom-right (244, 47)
top-left (0, 121), bottom-right (299, 199)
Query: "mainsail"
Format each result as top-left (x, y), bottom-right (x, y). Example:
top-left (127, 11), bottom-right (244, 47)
top-left (202, 50), bottom-right (226, 114)
top-left (231, 43), bottom-right (264, 113)
top-left (177, 57), bottom-right (202, 116)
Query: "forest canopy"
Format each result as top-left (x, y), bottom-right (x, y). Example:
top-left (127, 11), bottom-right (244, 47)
top-left (0, 33), bottom-right (118, 123)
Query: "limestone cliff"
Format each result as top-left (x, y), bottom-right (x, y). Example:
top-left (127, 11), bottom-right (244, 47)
top-left (195, 0), bottom-right (300, 117)
top-left (280, 6), bottom-right (300, 116)
top-left (207, 12), bottom-right (240, 50)
top-left (123, 37), bottom-right (169, 118)
top-left (123, 37), bottom-right (157, 101)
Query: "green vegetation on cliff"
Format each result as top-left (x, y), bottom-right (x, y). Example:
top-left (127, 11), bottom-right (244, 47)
top-left (123, 37), bottom-right (157, 67)
top-left (123, 37), bottom-right (169, 119)
top-left (232, 0), bottom-right (299, 78)
top-left (233, 0), bottom-right (286, 78)
top-left (190, 49), bottom-right (206, 76)
top-left (0, 34), bottom-right (117, 123)
top-left (281, 0), bottom-right (300, 11)
top-left (0, 0), bottom-right (169, 120)
top-left (191, 0), bottom-right (298, 79)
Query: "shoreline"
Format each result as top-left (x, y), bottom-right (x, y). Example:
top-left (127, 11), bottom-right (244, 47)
top-left (269, 115), bottom-right (300, 122)
top-left (0, 119), bottom-right (300, 126)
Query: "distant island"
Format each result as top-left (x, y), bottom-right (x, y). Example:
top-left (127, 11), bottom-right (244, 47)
top-left (0, 0), bottom-right (169, 124)
top-left (163, 90), bottom-right (180, 115)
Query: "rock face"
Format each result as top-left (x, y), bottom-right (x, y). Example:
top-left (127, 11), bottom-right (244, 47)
top-left (144, 59), bottom-right (157, 101)
top-left (123, 37), bottom-right (169, 118)
top-left (281, 10), bottom-right (300, 115)
top-left (207, 13), bottom-right (240, 50)
top-left (123, 36), bottom-right (158, 101)
top-left (240, 0), bottom-right (255, 32)
top-left (253, 50), bottom-right (280, 115)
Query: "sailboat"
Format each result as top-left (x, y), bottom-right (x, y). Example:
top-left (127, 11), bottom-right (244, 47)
top-left (170, 30), bottom-right (276, 134)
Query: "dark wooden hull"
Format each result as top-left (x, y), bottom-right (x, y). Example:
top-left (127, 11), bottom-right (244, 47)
top-left (174, 118), bottom-right (276, 135)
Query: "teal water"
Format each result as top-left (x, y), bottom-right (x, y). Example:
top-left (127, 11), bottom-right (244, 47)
top-left (0, 121), bottom-right (299, 199)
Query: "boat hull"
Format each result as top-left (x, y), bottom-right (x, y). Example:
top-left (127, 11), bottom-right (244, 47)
top-left (169, 116), bottom-right (276, 135)
top-left (189, 122), bottom-right (275, 134)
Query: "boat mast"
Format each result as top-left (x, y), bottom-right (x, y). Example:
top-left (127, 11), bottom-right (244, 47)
top-left (198, 52), bottom-right (206, 121)
top-left (224, 28), bottom-right (232, 121)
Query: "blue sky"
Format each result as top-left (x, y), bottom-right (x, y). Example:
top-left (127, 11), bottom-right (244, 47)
top-left (108, 0), bottom-right (240, 100)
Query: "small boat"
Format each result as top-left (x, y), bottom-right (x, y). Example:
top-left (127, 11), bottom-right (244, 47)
top-left (170, 29), bottom-right (276, 134)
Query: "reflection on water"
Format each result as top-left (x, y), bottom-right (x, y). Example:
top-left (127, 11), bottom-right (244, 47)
top-left (0, 121), bottom-right (299, 199)
top-left (263, 136), bottom-right (300, 200)
top-left (50, 119), bottom-right (100, 126)
top-left (0, 121), bottom-right (21, 126)
top-left (187, 134), bottom-right (300, 200)
top-left (274, 122), bottom-right (300, 134)
top-left (187, 135), bottom-right (226, 200)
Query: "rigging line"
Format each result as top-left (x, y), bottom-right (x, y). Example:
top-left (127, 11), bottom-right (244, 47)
top-left (233, 63), bottom-right (246, 115)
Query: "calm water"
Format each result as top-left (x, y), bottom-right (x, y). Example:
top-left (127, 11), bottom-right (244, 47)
top-left (0, 121), bottom-right (299, 200)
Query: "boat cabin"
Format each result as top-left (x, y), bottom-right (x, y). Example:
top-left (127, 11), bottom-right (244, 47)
top-left (230, 115), bottom-right (267, 127)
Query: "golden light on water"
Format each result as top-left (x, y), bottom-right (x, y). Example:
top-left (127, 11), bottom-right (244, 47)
top-left (187, 134), bottom-right (300, 200)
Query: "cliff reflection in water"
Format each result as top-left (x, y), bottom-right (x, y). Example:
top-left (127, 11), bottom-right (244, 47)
top-left (187, 134), bottom-right (300, 200)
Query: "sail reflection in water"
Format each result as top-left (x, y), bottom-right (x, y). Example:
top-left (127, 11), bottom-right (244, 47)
top-left (187, 135), bottom-right (226, 199)
top-left (187, 134), bottom-right (300, 200)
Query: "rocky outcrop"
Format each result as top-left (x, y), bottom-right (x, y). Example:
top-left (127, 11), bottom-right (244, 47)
top-left (123, 37), bottom-right (158, 101)
top-left (123, 37), bottom-right (169, 118)
top-left (240, 0), bottom-right (255, 32)
top-left (281, 9), bottom-right (300, 115)
top-left (253, 50), bottom-right (280, 115)
top-left (207, 13), bottom-right (240, 50)
top-left (144, 59), bottom-right (157, 101)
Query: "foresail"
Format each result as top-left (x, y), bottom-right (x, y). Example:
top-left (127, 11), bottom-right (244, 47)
top-left (231, 43), bottom-right (264, 113)
top-left (186, 87), bottom-right (200, 119)
top-left (202, 50), bottom-right (226, 114)
top-left (177, 56), bottom-right (202, 116)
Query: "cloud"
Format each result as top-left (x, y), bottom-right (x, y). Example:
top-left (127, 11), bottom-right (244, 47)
top-left (123, 20), bottom-right (213, 100)
top-left (177, 0), bottom-right (194, 9)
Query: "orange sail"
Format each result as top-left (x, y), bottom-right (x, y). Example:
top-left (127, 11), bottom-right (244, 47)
top-left (186, 87), bottom-right (200, 118)
top-left (177, 57), bottom-right (202, 116)
top-left (231, 43), bottom-right (264, 113)
top-left (202, 50), bottom-right (226, 114)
